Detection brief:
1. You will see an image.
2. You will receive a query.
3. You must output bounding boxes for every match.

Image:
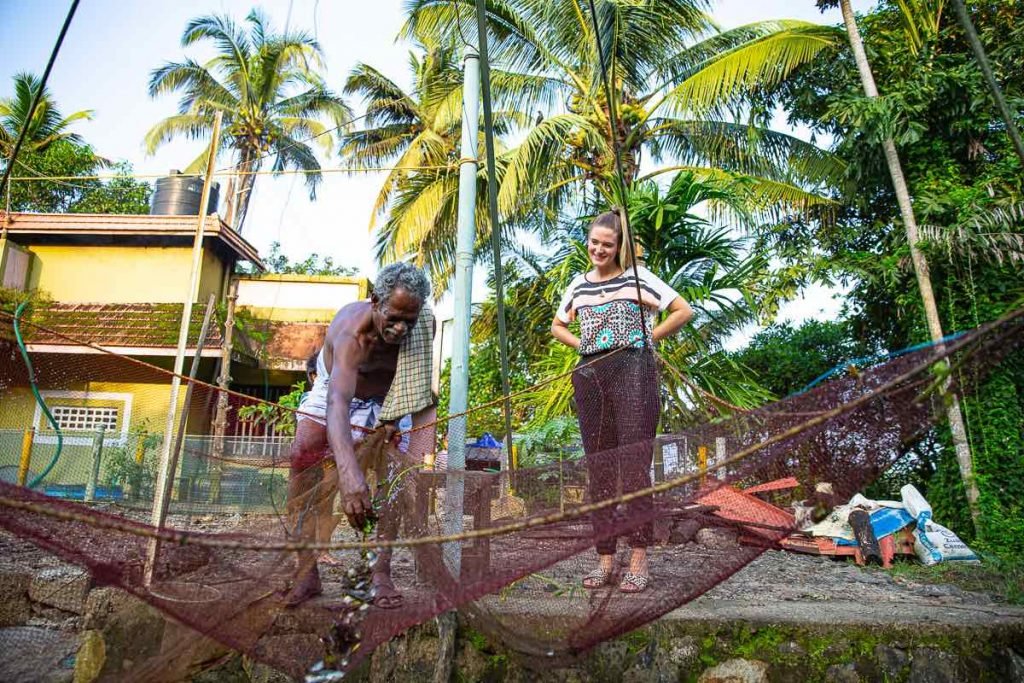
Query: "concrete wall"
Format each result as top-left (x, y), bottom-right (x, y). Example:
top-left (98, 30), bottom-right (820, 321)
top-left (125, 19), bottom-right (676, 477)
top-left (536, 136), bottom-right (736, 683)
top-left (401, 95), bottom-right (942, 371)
top-left (0, 238), bottom-right (33, 290)
top-left (236, 274), bottom-right (368, 322)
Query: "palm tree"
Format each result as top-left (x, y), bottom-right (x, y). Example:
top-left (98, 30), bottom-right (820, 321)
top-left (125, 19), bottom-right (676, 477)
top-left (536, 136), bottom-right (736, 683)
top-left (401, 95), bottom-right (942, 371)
top-left (821, 0), bottom-right (979, 526)
top-left (0, 72), bottom-right (93, 158)
top-left (340, 43), bottom-right (555, 285)
top-left (145, 10), bottom-right (351, 231)
top-left (387, 0), bottom-right (844, 257)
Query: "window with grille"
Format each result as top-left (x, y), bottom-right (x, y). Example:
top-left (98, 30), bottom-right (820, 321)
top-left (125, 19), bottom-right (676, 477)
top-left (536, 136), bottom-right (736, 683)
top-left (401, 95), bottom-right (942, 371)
top-left (51, 406), bottom-right (119, 432)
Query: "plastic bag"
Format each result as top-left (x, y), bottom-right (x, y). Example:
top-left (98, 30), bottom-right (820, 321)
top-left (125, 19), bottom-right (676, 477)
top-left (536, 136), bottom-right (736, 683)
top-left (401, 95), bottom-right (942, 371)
top-left (900, 484), bottom-right (979, 565)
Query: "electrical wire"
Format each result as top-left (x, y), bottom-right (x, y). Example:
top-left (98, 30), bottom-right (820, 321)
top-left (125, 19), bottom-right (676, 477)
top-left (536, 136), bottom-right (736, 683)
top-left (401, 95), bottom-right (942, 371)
top-left (0, 0), bottom-right (82, 201)
top-left (8, 163), bottom-right (455, 184)
top-left (586, 0), bottom-right (650, 347)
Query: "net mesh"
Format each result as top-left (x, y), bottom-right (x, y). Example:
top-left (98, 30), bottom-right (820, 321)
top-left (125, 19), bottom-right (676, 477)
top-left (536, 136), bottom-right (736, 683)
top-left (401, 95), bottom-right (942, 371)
top-left (1, 307), bottom-right (1021, 680)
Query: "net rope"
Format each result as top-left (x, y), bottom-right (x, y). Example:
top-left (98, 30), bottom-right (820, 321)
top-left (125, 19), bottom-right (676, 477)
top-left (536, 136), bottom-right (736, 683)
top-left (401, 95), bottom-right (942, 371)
top-left (1, 302), bottom-right (1020, 679)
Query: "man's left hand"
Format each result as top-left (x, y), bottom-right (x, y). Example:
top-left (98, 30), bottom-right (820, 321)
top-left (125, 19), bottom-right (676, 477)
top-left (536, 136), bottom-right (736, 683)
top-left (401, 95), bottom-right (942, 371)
top-left (381, 421), bottom-right (401, 446)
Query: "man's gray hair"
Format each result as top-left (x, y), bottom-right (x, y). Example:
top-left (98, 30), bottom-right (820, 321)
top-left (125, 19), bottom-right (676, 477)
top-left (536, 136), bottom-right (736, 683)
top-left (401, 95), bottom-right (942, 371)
top-left (373, 262), bottom-right (431, 304)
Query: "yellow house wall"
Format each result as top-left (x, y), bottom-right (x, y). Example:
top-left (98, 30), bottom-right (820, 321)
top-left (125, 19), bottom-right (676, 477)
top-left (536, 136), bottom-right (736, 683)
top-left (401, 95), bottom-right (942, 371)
top-left (198, 248), bottom-right (226, 302)
top-left (27, 245), bottom-right (225, 304)
top-left (0, 381), bottom-right (188, 487)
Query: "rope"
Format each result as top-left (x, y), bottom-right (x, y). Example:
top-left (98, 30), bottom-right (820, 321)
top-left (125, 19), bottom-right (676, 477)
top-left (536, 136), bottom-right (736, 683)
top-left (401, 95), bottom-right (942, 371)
top-left (0, 310), bottom-right (997, 551)
top-left (0, 310), bottom-right (368, 431)
top-left (797, 330), bottom-right (968, 394)
top-left (659, 359), bottom-right (750, 414)
top-left (7, 164), bottom-right (454, 184)
top-left (586, 0), bottom-right (650, 348)
top-left (475, 0), bottom-right (515, 455)
top-left (2, 309), bottom-right (626, 438)
top-left (2, 305), bottom-right (747, 446)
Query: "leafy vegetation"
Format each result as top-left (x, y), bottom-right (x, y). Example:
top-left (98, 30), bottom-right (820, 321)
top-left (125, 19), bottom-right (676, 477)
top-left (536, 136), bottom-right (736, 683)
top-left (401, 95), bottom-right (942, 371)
top-left (236, 382), bottom-right (305, 437)
top-left (253, 241), bottom-right (359, 277)
top-left (3, 0), bottom-right (1022, 568)
top-left (727, 318), bottom-right (878, 398)
top-left (0, 74), bottom-right (151, 214)
top-left (102, 429), bottom-right (162, 501)
top-left (767, 0), bottom-right (1024, 557)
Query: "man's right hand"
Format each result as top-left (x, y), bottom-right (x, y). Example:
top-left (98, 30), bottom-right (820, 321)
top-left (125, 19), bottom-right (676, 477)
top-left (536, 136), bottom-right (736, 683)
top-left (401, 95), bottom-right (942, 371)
top-left (338, 470), bottom-right (373, 532)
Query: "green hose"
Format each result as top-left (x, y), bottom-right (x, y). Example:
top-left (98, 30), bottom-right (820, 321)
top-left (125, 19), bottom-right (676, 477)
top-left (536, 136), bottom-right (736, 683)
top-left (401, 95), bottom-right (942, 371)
top-left (13, 301), bottom-right (63, 489)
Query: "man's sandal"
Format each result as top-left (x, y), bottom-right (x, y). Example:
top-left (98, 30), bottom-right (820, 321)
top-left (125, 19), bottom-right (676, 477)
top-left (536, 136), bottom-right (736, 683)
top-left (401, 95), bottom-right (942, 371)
top-left (619, 572), bottom-right (649, 594)
top-left (581, 568), bottom-right (613, 589)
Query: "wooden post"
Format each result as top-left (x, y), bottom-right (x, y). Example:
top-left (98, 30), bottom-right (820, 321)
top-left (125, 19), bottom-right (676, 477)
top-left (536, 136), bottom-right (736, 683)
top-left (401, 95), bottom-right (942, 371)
top-left (168, 293), bottom-right (216, 504)
top-left (558, 449), bottom-right (565, 514)
top-left (134, 434), bottom-right (146, 464)
top-left (714, 437), bottom-right (727, 477)
top-left (222, 176), bottom-right (237, 230)
top-left (210, 278), bottom-right (238, 504)
top-left (17, 428), bottom-right (34, 486)
top-left (697, 445), bottom-right (708, 487)
top-left (85, 425), bottom-right (106, 502)
top-left (653, 439), bottom-right (665, 483)
top-left (147, 112), bottom-right (222, 584)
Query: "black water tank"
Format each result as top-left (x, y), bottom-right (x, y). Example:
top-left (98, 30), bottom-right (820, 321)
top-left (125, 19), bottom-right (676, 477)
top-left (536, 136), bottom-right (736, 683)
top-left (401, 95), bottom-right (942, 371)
top-left (150, 172), bottom-right (220, 215)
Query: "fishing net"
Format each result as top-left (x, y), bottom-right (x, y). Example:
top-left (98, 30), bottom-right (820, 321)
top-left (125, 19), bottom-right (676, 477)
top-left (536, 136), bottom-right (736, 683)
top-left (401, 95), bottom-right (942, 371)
top-left (1, 307), bottom-right (1021, 681)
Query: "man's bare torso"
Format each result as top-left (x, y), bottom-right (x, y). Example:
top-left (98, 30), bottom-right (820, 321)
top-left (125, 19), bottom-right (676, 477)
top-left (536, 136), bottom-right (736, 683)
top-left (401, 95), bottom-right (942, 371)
top-left (323, 301), bottom-right (399, 401)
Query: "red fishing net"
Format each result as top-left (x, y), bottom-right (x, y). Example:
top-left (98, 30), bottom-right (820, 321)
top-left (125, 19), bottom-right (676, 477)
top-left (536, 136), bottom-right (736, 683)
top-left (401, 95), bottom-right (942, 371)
top-left (1, 307), bottom-right (1020, 680)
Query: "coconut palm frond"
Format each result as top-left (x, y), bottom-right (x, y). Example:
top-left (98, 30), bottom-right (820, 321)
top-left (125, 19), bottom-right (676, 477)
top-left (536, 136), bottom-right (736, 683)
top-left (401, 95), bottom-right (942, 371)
top-left (919, 204), bottom-right (1024, 266)
top-left (147, 11), bottom-right (343, 232)
top-left (657, 21), bottom-right (839, 117)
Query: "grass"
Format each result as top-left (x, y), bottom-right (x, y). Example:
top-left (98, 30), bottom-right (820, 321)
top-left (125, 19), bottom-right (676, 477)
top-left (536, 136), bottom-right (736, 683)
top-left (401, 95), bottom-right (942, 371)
top-left (882, 553), bottom-right (1024, 604)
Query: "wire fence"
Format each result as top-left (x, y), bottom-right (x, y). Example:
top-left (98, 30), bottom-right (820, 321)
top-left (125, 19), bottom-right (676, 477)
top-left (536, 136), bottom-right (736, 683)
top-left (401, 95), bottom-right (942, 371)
top-left (0, 428), bottom-right (292, 514)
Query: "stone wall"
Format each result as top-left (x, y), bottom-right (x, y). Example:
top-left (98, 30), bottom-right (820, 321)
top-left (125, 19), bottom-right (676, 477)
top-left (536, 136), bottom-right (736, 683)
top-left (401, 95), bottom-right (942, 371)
top-left (1, 566), bottom-right (1022, 683)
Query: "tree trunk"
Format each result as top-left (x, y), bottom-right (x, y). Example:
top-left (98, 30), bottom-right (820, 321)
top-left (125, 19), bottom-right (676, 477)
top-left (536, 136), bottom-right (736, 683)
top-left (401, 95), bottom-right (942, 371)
top-left (839, 0), bottom-right (980, 529)
top-left (234, 147), bottom-right (258, 233)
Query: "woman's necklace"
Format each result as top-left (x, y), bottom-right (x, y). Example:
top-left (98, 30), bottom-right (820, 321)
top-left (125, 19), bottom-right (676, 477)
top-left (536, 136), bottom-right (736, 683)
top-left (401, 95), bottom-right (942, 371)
top-left (593, 268), bottom-right (624, 298)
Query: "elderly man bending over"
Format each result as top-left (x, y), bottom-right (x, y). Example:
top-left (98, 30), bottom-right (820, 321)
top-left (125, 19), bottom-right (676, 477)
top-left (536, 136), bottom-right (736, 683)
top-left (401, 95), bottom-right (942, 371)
top-left (286, 262), bottom-right (435, 608)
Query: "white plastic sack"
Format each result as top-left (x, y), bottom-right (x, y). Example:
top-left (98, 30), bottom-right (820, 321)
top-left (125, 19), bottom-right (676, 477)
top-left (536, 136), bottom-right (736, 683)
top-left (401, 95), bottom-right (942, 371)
top-left (900, 484), bottom-right (979, 565)
top-left (913, 519), bottom-right (980, 565)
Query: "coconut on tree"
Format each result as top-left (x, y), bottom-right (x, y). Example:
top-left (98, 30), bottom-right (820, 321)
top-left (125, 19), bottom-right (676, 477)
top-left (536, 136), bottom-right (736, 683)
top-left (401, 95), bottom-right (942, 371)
top-left (145, 9), bottom-right (351, 232)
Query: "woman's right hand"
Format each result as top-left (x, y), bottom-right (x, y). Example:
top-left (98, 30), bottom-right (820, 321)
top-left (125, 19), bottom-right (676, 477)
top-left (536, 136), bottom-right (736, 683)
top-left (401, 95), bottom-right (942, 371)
top-left (551, 317), bottom-right (580, 349)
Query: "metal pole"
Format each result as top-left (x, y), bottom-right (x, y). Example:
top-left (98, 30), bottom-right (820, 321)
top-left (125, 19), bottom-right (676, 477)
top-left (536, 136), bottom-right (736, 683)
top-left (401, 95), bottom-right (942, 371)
top-left (145, 292), bottom-right (212, 572)
top-left (444, 46), bottom-right (480, 577)
top-left (147, 111), bottom-right (222, 582)
top-left (948, 0), bottom-right (1024, 166)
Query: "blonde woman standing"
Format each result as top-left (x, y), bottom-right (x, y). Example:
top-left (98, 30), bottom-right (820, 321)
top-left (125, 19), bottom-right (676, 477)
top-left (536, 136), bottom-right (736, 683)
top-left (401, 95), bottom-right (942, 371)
top-left (551, 209), bottom-right (693, 593)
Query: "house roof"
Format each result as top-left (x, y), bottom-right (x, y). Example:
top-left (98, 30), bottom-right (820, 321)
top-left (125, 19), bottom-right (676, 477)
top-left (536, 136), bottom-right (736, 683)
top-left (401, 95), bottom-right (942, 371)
top-left (0, 302), bottom-right (261, 359)
top-left (0, 212), bottom-right (264, 270)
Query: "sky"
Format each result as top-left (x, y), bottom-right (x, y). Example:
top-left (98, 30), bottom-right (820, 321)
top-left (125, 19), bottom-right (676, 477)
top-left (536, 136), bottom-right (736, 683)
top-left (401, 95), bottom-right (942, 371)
top-left (0, 0), bottom-right (874, 338)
